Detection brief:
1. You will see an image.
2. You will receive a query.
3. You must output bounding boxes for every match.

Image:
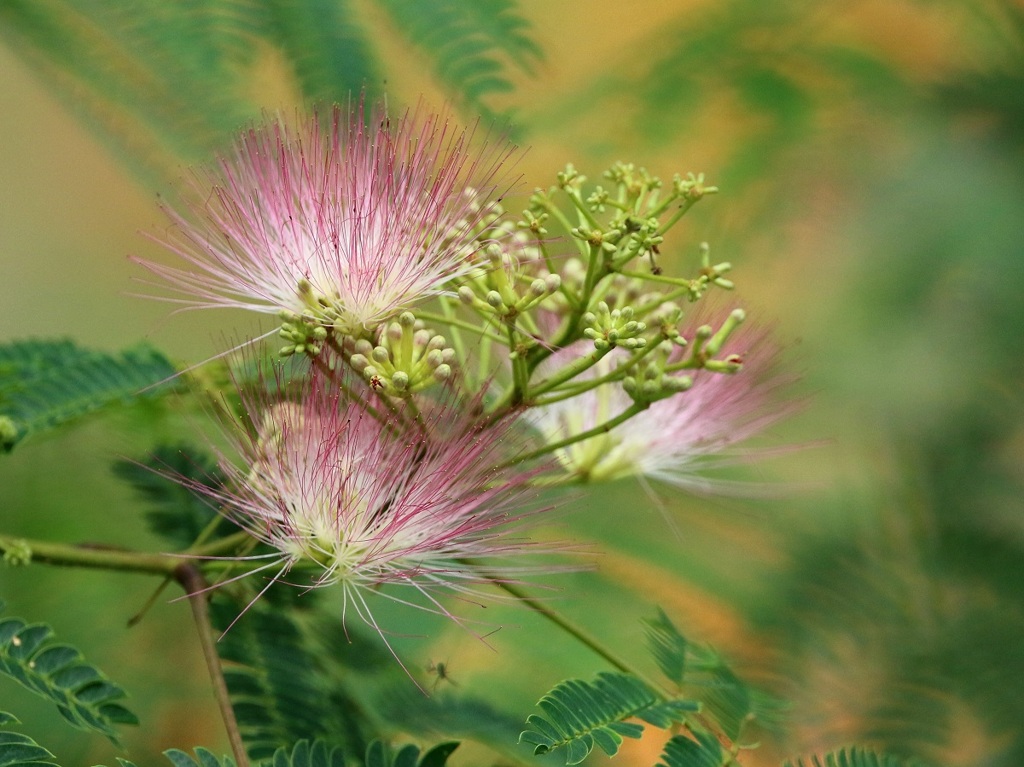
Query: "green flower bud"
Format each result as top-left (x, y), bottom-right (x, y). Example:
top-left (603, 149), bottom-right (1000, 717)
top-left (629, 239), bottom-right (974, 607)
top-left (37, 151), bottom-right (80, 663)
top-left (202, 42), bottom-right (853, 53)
top-left (1, 415), bottom-right (20, 451)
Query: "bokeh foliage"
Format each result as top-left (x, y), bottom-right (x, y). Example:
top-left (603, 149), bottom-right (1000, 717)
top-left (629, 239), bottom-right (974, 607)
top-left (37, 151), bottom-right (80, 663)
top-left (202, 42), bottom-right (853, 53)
top-left (1, 1), bottom-right (1022, 766)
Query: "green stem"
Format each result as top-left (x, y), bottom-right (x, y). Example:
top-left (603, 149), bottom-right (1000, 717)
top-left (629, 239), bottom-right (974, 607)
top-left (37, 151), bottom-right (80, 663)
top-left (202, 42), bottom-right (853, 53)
top-left (434, 298), bottom-right (467, 372)
top-left (501, 401), bottom-right (648, 467)
top-left (487, 576), bottom-right (741, 760)
top-left (657, 198), bottom-right (698, 234)
top-left (533, 342), bottom-right (662, 406)
top-left (414, 310), bottom-right (506, 344)
top-left (1, 535), bottom-right (180, 575)
top-left (528, 346), bottom-right (609, 398)
top-left (486, 577), bottom-right (664, 695)
top-left (618, 269), bottom-right (695, 288)
top-left (177, 564), bottom-right (250, 767)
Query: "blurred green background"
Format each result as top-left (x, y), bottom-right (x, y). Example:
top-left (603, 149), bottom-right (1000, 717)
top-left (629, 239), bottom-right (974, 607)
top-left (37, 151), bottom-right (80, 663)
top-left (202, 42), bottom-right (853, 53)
top-left (1, 1), bottom-right (1022, 765)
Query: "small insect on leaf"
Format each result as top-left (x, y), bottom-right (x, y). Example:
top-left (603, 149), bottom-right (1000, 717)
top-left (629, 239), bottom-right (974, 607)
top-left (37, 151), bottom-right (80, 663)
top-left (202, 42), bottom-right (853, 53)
top-left (426, 659), bottom-right (458, 690)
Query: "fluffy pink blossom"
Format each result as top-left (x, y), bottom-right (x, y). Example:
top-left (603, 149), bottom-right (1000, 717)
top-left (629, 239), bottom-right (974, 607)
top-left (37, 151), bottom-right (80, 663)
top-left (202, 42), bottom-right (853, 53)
top-left (192, 367), bottom-right (558, 643)
top-left (532, 314), bottom-right (790, 493)
top-left (135, 102), bottom-right (517, 335)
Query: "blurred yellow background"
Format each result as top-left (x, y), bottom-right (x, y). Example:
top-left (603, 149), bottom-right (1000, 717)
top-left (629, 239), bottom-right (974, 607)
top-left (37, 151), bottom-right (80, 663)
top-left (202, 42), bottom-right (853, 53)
top-left (2, 1), bottom-right (1022, 765)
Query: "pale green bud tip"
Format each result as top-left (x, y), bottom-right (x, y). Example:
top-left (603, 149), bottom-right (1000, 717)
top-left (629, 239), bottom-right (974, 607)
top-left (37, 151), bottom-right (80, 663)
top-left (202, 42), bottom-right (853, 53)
top-left (486, 291), bottom-right (503, 308)
top-left (371, 346), bottom-right (390, 363)
top-left (353, 339), bottom-right (373, 355)
top-left (312, 326), bottom-right (328, 341)
top-left (2, 538), bottom-right (32, 566)
top-left (349, 354), bottom-right (369, 372)
top-left (458, 286), bottom-right (475, 304)
top-left (433, 364), bottom-right (452, 382)
top-left (0, 416), bottom-right (19, 449)
top-left (399, 311), bottom-right (416, 327)
top-left (391, 372), bottom-right (410, 391)
top-left (666, 375), bottom-right (693, 393)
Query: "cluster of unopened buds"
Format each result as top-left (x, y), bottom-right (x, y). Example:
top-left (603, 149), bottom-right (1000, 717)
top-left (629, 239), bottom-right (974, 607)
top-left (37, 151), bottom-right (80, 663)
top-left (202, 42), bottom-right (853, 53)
top-left (134, 100), bottom-right (789, 648)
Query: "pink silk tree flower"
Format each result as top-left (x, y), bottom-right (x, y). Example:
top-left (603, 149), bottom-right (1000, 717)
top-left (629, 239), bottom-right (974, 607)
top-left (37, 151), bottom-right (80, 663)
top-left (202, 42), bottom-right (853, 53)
top-left (531, 315), bottom-right (790, 494)
top-left (135, 102), bottom-right (518, 336)
top-left (191, 367), bottom-right (558, 647)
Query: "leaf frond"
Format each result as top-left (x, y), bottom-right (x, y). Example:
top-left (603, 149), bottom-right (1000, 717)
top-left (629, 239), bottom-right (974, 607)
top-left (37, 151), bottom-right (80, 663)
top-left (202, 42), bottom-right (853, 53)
top-left (783, 746), bottom-right (931, 767)
top-left (0, 339), bottom-right (179, 453)
top-left (376, 0), bottom-right (539, 118)
top-left (0, 603), bottom-right (138, 746)
top-left (0, 710), bottom-right (61, 767)
top-left (644, 607), bottom-right (688, 686)
top-left (657, 730), bottom-right (722, 767)
top-left (265, 0), bottom-right (378, 102)
top-left (112, 444), bottom-right (234, 549)
top-left (163, 747), bottom-right (236, 767)
top-left (519, 672), bottom-right (698, 765)
top-left (210, 598), bottom-right (366, 761)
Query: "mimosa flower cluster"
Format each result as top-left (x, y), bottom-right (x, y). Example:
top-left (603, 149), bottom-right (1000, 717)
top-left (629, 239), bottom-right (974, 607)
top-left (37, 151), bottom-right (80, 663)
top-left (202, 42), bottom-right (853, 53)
top-left (139, 101), bottom-right (789, 640)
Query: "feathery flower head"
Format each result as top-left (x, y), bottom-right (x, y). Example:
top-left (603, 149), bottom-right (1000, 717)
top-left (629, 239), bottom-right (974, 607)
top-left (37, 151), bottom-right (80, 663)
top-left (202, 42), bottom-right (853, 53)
top-left (533, 312), bottom-right (789, 493)
top-left (203, 366), bottom-right (555, 630)
top-left (136, 101), bottom-right (518, 337)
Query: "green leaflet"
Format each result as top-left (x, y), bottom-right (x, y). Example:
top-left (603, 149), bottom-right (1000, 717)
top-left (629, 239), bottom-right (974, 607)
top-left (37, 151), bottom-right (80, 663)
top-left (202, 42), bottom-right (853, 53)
top-left (782, 747), bottom-right (932, 767)
top-left (644, 608), bottom-right (783, 740)
top-left (264, 0), bottom-right (377, 104)
top-left (644, 608), bottom-right (688, 686)
top-left (0, 339), bottom-right (179, 453)
top-left (112, 444), bottom-right (234, 549)
top-left (364, 740), bottom-right (459, 767)
top-left (374, 0), bottom-right (540, 121)
top-left (519, 671), bottom-right (698, 765)
top-left (657, 731), bottom-right (722, 767)
top-left (210, 598), bottom-right (366, 762)
top-left (0, 0), bottom-right (541, 183)
top-left (0, 0), bottom-right (261, 180)
top-left (0, 603), bottom-right (138, 746)
top-left (163, 747), bottom-right (236, 767)
top-left (0, 711), bottom-right (60, 767)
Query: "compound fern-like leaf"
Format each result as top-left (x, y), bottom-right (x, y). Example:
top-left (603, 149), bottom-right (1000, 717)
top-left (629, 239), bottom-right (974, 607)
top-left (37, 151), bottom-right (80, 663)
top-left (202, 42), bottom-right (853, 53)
top-left (112, 444), bottom-right (233, 549)
top-left (0, 603), bottom-right (138, 746)
top-left (783, 747), bottom-right (930, 767)
top-left (657, 731), bottom-right (722, 767)
top-left (519, 672), bottom-right (698, 765)
top-left (265, 0), bottom-right (377, 104)
top-left (364, 740), bottom-right (459, 767)
top-left (0, 0), bottom-right (263, 181)
top-left (260, 740), bottom-right (347, 767)
top-left (0, 711), bottom-right (60, 767)
top-left (376, 0), bottom-right (540, 119)
top-left (644, 607), bottom-right (688, 686)
top-left (164, 747), bottom-right (236, 767)
top-left (211, 597), bottom-right (367, 761)
top-left (0, 339), bottom-right (179, 453)
top-left (644, 609), bottom-right (782, 739)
